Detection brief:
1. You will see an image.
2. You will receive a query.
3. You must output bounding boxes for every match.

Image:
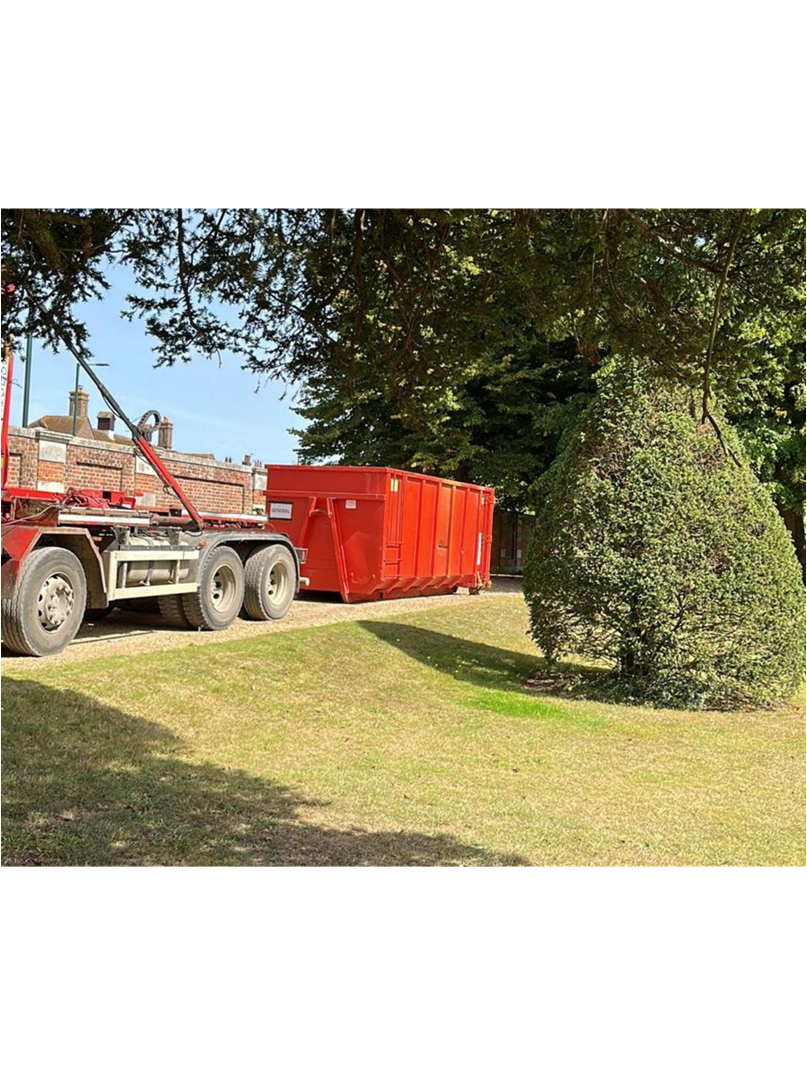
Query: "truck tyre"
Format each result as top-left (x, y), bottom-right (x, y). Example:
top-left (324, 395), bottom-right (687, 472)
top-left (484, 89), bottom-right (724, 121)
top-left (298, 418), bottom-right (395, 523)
top-left (1, 547), bottom-right (87, 657)
top-left (181, 545), bottom-right (245, 630)
top-left (243, 545), bottom-right (296, 621)
top-left (158, 594), bottom-right (192, 628)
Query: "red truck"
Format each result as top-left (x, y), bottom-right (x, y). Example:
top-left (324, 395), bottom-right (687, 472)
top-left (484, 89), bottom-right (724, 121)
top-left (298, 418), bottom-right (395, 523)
top-left (1, 343), bottom-right (304, 656)
top-left (2, 334), bottom-right (494, 657)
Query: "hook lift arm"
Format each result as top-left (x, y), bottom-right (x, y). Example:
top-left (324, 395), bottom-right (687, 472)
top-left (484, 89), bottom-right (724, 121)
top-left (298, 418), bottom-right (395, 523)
top-left (33, 303), bottom-right (205, 532)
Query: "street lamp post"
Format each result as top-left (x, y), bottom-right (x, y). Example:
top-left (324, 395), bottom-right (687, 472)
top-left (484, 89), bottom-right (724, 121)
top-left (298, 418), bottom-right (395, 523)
top-left (72, 361), bottom-right (109, 436)
top-left (21, 332), bottom-right (33, 427)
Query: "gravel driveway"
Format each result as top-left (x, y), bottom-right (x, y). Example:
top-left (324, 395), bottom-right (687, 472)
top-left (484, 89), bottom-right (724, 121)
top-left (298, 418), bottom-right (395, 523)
top-left (2, 577), bottom-right (523, 666)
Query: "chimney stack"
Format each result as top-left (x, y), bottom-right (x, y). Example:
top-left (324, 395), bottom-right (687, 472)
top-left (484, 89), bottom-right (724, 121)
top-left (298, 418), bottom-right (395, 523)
top-left (242, 453), bottom-right (252, 466)
top-left (97, 410), bottom-right (115, 437)
top-left (69, 386), bottom-right (89, 419)
top-left (158, 416), bottom-right (173, 451)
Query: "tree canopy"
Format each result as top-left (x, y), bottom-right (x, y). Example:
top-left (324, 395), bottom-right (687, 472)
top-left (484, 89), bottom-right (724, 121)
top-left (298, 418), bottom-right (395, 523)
top-left (3, 208), bottom-right (804, 547)
top-left (4, 209), bottom-right (803, 400)
top-left (293, 333), bottom-right (596, 511)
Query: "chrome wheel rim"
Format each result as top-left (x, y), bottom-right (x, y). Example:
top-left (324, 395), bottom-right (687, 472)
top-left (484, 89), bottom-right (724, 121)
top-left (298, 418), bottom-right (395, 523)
top-left (37, 573), bottom-right (75, 632)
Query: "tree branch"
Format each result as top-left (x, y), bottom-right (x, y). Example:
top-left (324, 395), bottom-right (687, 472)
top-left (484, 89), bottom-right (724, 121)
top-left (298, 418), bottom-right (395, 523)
top-left (705, 412), bottom-right (740, 465)
top-left (318, 209), bottom-right (365, 311)
top-left (38, 211), bottom-right (92, 226)
top-left (704, 205), bottom-right (756, 423)
top-left (175, 207), bottom-right (195, 318)
top-left (372, 221), bottom-right (413, 335)
top-left (622, 209), bottom-right (724, 275)
top-left (412, 210), bottom-right (464, 227)
top-left (14, 209), bottom-right (129, 268)
top-left (326, 205), bottom-right (339, 249)
top-left (15, 209), bottom-right (66, 270)
top-left (389, 209), bottom-right (424, 232)
top-left (112, 208), bottom-right (138, 234)
top-left (211, 207), bottom-right (229, 235)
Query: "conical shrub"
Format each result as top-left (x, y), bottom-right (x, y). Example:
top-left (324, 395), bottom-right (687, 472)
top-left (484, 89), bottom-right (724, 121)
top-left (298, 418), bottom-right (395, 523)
top-left (523, 357), bottom-right (806, 708)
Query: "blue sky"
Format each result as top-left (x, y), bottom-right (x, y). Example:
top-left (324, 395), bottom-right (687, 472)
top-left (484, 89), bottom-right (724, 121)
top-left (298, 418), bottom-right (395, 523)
top-left (9, 263), bottom-right (303, 464)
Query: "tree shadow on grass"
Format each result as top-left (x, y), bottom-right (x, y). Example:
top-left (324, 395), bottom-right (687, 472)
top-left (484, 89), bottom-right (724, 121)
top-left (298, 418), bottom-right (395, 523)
top-left (358, 622), bottom-right (544, 694)
top-left (358, 622), bottom-right (639, 708)
top-left (2, 679), bottom-right (525, 867)
top-left (361, 621), bottom-right (767, 714)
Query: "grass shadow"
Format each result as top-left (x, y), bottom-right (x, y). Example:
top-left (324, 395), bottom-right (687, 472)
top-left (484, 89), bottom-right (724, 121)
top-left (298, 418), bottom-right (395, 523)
top-left (358, 621), bottom-right (543, 694)
top-left (357, 622), bottom-right (621, 729)
top-left (359, 621), bottom-right (717, 713)
top-left (2, 678), bottom-right (525, 867)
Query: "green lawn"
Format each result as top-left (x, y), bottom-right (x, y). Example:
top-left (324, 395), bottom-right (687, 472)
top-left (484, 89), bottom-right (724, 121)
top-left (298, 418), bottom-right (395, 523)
top-left (2, 597), bottom-right (804, 866)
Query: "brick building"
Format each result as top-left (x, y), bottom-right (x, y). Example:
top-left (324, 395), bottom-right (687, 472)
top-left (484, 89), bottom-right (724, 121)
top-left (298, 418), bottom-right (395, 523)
top-left (6, 386), bottom-right (268, 515)
top-left (7, 386), bottom-right (532, 569)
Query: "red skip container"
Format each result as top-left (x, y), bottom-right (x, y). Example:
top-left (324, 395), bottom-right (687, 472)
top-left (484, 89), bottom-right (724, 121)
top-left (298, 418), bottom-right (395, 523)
top-left (265, 465), bottom-right (495, 602)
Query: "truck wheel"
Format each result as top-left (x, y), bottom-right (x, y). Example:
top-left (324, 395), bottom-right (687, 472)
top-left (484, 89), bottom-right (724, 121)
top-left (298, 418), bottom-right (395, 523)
top-left (1, 547), bottom-right (87, 657)
top-left (182, 546), bottom-right (245, 630)
top-left (158, 594), bottom-right (192, 628)
top-left (243, 545), bottom-right (296, 621)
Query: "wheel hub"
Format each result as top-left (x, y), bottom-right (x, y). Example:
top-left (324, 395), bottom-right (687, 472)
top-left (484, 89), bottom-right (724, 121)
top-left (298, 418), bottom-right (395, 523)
top-left (211, 571), bottom-right (223, 607)
top-left (266, 563), bottom-right (288, 604)
top-left (37, 574), bottom-right (75, 631)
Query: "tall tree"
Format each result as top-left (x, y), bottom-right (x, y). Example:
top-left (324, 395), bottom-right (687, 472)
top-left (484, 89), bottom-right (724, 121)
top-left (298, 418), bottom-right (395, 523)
top-left (5, 209), bottom-right (802, 405)
top-left (294, 333), bottom-right (596, 510)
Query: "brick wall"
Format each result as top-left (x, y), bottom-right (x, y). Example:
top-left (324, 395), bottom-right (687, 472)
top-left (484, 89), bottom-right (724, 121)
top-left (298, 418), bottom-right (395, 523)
top-left (6, 426), bottom-right (268, 515)
top-left (6, 428), bottom-right (38, 489)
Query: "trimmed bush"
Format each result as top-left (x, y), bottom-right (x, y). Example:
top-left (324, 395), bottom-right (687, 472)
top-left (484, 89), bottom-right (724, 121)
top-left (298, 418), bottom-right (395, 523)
top-left (523, 357), bottom-right (806, 708)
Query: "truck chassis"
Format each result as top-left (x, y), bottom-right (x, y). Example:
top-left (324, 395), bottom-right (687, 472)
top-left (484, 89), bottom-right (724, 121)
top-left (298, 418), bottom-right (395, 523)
top-left (1, 336), bottom-right (307, 657)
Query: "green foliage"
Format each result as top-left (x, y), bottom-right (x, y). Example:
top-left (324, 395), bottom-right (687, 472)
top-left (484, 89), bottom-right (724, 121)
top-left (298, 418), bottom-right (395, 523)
top-left (523, 357), bottom-right (806, 708)
top-left (2, 209), bottom-right (330, 374)
top-left (5, 209), bottom-right (804, 407)
top-left (729, 342), bottom-right (806, 569)
top-left (293, 334), bottom-right (596, 510)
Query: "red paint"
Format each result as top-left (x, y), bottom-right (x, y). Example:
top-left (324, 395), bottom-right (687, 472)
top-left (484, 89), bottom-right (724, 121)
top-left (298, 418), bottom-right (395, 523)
top-left (62, 488), bottom-right (137, 509)
top-left (0, 524), bottom-right (42, 600)
top-left (266, 465), bottom-right (494, 602)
